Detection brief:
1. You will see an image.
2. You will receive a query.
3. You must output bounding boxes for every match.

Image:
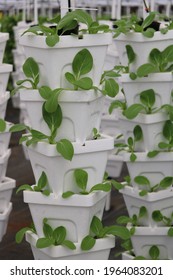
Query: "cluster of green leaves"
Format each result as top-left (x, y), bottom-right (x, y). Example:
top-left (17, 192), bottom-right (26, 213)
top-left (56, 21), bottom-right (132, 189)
top-left (0, 119), bottom-right (6, 132)
top-left (152, 210), bottom-right (173, 229)
top-left (36, 219), bottom-right (76, 249)
top-left (16, 171), bottom-right (50, 196)
top-left (22, 10), bottom-right (110, 47)
top-left (117, 206), bottom-right (147, 227)
top-left (115, 125), bottom-right (143, 162)
top-left (134, 175), bottom-right (173, 196)
top-left (113, 12), bottom-right (164, 38)
top-left (62, 169), bottom-right (111, 198)
top-left (81, 216), bottom-right (131, 251)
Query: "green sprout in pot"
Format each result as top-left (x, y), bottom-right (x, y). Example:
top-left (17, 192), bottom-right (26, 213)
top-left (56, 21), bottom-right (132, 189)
top-left (22, 9), bottom-right (111, 47)
top-left (80, 216), bottom-right (131, 251)
top-left (117, 206), bottom-right (147, 227)
top-left (16, 171), bottom-right (50, 196)
top-left (62, 169), bottom-right (112, 198)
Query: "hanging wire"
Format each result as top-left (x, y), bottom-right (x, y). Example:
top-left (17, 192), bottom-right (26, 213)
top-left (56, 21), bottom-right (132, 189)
top-left (143, 0), bottom-right (150, 13)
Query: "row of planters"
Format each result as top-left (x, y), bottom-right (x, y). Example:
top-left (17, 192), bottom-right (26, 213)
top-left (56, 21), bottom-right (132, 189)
top-left (11, 9), bottom-right (131, 259)
top-left (0, 32), bottom-right (15, 242)
top-left (111, 11), bottom-right (173, 259)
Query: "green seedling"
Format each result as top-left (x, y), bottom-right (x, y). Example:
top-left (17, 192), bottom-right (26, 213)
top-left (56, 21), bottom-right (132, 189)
top-left (92, 128), bottom-right (101, 140)
top-left (81, 216), bottom-right (131, 251)
top-left (16, 171), bottom-right (50, 196)
top-left (62, 169), bottom-right (112, 198)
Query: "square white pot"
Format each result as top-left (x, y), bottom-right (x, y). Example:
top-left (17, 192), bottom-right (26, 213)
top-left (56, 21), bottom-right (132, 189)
top-left (124, 151), bottom-right (173, 189)
top-left (20, 89), bottom-right (104, 144)
top-left (120, 186), bottom-right (173, 227)
top-left (0, 92), bottom-right (10, 119)
top-left (106, 154), bottom-right (124, 178)
top-left (0, 177), bottom-right (15, 213)
top-left (119, 73), bottom-right (173, 108)
top-left (119, 112), bottom-right (168, 152)
top-left (0, 33), bottom-right (9, 64)
top-left (0, 149), bottom-right (11, 183)
top-left (23, 134), bottom-right (114, 194)
top-left (24, 190), bottom-right (108, 242)
top-left (0, 202), bottom-right (12, 242)
top-left (26, 232), bottom-right (115, 260)
top-left (115, 30), bottom-right (173, 71)
top-left (19, 33), bottom-right (112, 88)
top-left (130, 226), bottom-right (173, 259)
top-left (0, 64), bottom-right (12, 96)
top-left (100, 114), bottom-right (122, 138)
top-left (0, 122), bottom-right (12, 156)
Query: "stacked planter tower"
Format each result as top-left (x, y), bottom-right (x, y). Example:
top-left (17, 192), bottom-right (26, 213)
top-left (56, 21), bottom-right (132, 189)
top-left (0, 32), bottom-right (15, 242)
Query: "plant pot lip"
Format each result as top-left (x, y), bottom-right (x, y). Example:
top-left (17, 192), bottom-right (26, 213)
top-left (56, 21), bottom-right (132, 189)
top-left (127, 223), bottom-right (170, 234)
top-left (0, 63), bottom-right (13, 73)
top-left (119, 112), bottom-right (169, 123)
top-left (115, 29), bottom-right (173, 42)
top-left (19, 88), bottom-right (103, 102)
top-left (0, 92), bottom-right (10, 104)
top-left (19, 32), bottom-right (112, 49)
top-left (24, 189), bottom-right (108, 206)
top-left (0, 149), bottom-right (11, 164)
top-left (0, 33), bottom-right (9, 43)
top-left (119, 184), bottom-right (173, 201)
top-left (124, 151), bottom-right (173, 162)
top-left (23, 133), bottom-right (114, 156)
top-left (0, 202), bottom-right (12, 220)
top-left (0, 177), bottom-right (16, 192)
top-left (120, 72), bottom-right (173, 82)
top-left (25, 231), bottom-right (115, 258)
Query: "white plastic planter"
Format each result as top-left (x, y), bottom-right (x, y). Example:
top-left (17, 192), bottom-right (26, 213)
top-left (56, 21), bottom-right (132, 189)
top-left (0, 92), bottom-right (10, 119)
top-left (0, 177), bottom-right (15, 213)
top-left (0, 149), bottom-right (11, 183)
top-left (120, 186), bottom-right (173, 227)
top-left (0, 122), bottom-right (12, 156)
top-left (130, 225), bottom-right (173, 260)
top-left (106, 154), bottom-right (124, 178)
top-left (0, 64), bottom-right (13, 96)
top-left (124, 151), bottom-right (173, 189)
top-left (115, 30), bottom-right (173, 71)
top-left (100, 114), bottom-right (122, 138)
top-left (0, 202), bottom-right (12, 242)
top-left (19, 33), bottom-right (112, 88)
top-left (26, 232), bottom-right (115, 260)
top-left (0, 33), bottom-right (9, 64)
top-left (119, 112), bottom-right (168, 152)
top-left (20, 89), bottom-right (104, 144)
top-left (12, 49), bottom-right (25, 71)
top-left (119, 73), bottom-right (173, 108)
top-left (24, 190), bottom-right (108, 241)
top-left (23, 134), bottom-right (114, 195)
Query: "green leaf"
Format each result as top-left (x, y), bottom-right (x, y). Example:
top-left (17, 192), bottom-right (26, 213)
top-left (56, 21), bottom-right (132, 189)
top-left (139, 189), bottom-right (148, 196)
top-left (167, 227), bottom-right (173, 237)
top-left (45, 34), bottom-right (59, 47)
top-left (149, 245), bottom-right (160, 260)
top-left (0, 119), bottom-right (6, 132)
top-left (139, 206), bottom-right (147, 218)
top-left (9, 123), bottom-right (28, 133)
top-left (140, 89), bottom-right (155, 109)
top-left (81, 235), bottom-right (96, 251)
top-left (61, 19), bottom-right (78, 35)
top-left (116, 216), bottom-right (132, 225)
top-left (65, 72), bottom-right (76, 85)
top-left (159, 176), bottom-right (173, 189)
top-left (16, 184), bottom-right (33, 194)
top-left (31, 129), bottom-right (48, 140)
top-left (126, 45), bottom-right (136, 64)
top-left (147, 150), bottom-right (160, 158)
top-left (162, 45), bottom-right (173, 62)
top-left (149, 48), bottom-right (162, 67)
top-left (42, 103), bottom-right (62, 133)
top-left (134, 175), bottom-right (150, 186)
top-left (22, 57), bottom-right (39, 81)
top-left (53, 226), bottom-right (66, 245)
top-left (42, 189), bottom-right (51, 196)
top-left (44, 91), bottom-right (59, 113)
top-left (141, 12), bottom-right (156, 29)
top-left (90, 182), bottom-right (111, 193)
top-left (62, 191), bottom-right (75, 198)
top-left (136, 63), bottom-right (157, 77)
top-left (62, 240), bottom-right (76, 250)
top-left (104, 79), bottom-right (119, 98)
top-left (127, 137), bottom-right (133, 147)
top-left (152, 210), bottom-right (163, 222)
top-left (90, 216), bottom-right (103, 236)
top-left (162, 120), bottom-right (173, 142)
top-left (15, 227), bottom-right (33, 243)
top-left (37, 171), bottom-right (47, 189)
top-left (74, 169), bottom-right (88, 191)
top-left (56, 139), bottom-right (74, 161)
top-left (112, 180), bottom-right (125, 190)
top-left (72, 48), bottom-right (93, 77)
top-left (133, 125), bottom-right (143, 142)
top-left (124, 104), bottom-right (144, 119)
top-left (130, 153), bottom-right (137, 162)
top-left (43, 221), bottom-right (53, 239)
top-left (39, 86), bottom-right (52, 100)
top-left (142, 28), bottom-right (155, 38)
top-left (36, 237), bottom-right (53, 248)
top-left (103, 225), bottom-right (131, 240)
top-left (75, 77), bottom-right (93, 90)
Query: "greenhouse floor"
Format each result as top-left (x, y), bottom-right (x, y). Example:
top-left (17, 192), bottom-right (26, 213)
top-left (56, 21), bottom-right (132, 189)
top-left (0, 99), bottom-right (128, 260)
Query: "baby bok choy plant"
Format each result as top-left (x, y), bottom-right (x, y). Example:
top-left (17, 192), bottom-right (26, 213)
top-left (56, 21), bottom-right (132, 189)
top-left (16, 171), bottom-right (50, 196)
top-left (80, 216), bottom-right (131, 251)
top-left (62, 169), bottom-right (111, 198)
top-left (35, 219), bottom-right (76, 250)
